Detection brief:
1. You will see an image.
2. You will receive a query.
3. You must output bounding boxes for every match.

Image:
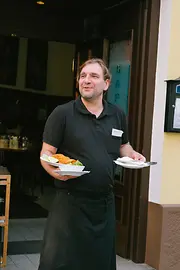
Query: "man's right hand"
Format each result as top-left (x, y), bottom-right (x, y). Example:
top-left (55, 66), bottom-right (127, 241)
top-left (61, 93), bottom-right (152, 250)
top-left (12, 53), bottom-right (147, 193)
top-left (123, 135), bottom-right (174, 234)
top-left (51, 168), bottom-right (78, 181)
top-left (40, 142), bottom-right (78, 181)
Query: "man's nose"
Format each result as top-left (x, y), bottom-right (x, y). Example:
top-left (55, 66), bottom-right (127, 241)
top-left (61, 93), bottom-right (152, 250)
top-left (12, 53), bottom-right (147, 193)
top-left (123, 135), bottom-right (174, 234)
top-left (84, 75), bottom-right (91, 83)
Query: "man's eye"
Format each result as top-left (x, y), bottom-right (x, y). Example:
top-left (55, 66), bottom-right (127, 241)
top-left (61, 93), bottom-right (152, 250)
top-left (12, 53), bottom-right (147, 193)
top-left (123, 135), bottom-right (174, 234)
top-left (80, 74), bottom-right (85, 78)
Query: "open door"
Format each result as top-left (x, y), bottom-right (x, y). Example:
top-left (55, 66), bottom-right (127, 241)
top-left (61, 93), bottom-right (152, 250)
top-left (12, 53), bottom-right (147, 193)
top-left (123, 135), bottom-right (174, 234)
top-left (73, 39), bottom-right (105, 99)
top-left (73, 0), bottom-right (160, 262)
top-left (104, 0), bottom-right (160, 262)
top-left (73, 34), bottom-right (134, 258)
top-left (106, 30), bottom-right (133, 257)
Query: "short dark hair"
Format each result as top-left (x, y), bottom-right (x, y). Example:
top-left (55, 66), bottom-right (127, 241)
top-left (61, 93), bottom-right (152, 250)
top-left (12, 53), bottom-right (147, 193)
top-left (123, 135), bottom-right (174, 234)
top-left (77, 58), bottom-right (112, 81)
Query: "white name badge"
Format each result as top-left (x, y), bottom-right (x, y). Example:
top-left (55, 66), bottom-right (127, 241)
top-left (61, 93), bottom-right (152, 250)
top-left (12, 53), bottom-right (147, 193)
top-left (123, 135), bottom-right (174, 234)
top-left (112, 128), bottom-right (124, 138)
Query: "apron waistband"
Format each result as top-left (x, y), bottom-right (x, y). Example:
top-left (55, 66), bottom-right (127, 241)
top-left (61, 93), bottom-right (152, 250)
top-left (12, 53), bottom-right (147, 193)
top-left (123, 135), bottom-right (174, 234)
top-left (57, 184), bottom-right (114, 197)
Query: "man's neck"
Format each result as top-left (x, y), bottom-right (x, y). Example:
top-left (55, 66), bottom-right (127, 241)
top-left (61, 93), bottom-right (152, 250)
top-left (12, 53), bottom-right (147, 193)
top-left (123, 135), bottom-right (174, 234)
top-left (81, 97), bottom-right (103, 118)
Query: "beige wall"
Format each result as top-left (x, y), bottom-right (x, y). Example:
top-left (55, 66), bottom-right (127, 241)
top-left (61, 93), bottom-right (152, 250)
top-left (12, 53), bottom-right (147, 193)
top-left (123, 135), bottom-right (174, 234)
top-left (149, 0), bottom-right (180, 204)
top-left (161, 0), bottom-right (180, 203)
top-left (0, 37), bottom-right (75, 96)
top-left (161, 134), bottom-right (180, 203)
top-left (149, 0), bottom-right (172, 203)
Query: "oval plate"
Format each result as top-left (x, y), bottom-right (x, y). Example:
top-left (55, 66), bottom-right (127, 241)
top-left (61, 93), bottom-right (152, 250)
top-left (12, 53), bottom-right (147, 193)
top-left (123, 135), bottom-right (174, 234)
top-left (114, 160), bottom-right (149, 169)
top-left (40, 156), bottom-right (61, 167)
top-left (54, 170), bottom-right (90, 177)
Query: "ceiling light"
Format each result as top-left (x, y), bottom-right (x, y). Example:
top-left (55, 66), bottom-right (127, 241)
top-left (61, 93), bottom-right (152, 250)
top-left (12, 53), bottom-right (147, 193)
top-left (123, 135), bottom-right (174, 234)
top-left (37, 1), bottom-right (45, 4)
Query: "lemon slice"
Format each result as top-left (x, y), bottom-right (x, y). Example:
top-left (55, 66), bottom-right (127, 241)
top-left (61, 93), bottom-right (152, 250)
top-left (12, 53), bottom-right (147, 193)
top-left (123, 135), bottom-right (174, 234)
top-left (48, 156), bottom-right (59, 163)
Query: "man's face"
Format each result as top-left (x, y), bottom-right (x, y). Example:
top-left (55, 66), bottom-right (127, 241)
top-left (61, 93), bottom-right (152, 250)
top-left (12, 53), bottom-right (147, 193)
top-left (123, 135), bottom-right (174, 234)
top-left (78, 63), bottom-right (110, 100)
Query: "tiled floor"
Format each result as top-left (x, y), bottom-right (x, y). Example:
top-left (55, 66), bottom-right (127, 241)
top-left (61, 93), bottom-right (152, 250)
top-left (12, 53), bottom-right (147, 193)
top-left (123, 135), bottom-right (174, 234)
top-left (0, 187), bottom-right (155, 269)
top-left (116, 256), bottom-right (155, 270)
top-left (1, 254), bottom-right (155, 270)
top-left (8, 218), bottom-right (46, 242)
top-left (0, 220), bottom-right (155, 269)
top-left (2, 254), bottom-right (39, 270)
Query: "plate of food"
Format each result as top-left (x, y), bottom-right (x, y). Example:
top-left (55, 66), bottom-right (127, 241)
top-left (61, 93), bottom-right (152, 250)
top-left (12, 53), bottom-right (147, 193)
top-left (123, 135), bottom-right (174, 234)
top-left (40, 153), bottom-right (85, 172)
top-left (40, 154), bottom-right (60, 167)
top-left (54, 169), bottom-right (90, 177)
top-left (114, 157), bottom-right (157, 169)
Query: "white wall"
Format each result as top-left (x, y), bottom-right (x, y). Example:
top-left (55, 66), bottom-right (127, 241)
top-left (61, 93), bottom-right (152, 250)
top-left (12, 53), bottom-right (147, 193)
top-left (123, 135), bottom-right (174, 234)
top-left (46, 42), bottom-right (75, 96)
top-left (149, 0), bottom-right (172, 203)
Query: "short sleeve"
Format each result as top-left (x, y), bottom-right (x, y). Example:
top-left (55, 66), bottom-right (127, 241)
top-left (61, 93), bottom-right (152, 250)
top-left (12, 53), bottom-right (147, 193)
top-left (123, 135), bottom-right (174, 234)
top-left (121, 111), bottom-right (129, 145)
top-left (43, 106), bottom-right (66, 149)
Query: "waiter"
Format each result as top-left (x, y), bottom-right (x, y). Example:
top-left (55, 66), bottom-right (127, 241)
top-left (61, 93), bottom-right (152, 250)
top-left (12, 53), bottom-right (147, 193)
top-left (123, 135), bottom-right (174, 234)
top-left (38, 58), bottom-right (145, 270)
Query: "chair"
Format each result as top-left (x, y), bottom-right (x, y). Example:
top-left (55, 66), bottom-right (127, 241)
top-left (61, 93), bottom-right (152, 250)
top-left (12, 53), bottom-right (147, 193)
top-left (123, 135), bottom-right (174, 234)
top-left (0, 166), bottom-right (11, 267)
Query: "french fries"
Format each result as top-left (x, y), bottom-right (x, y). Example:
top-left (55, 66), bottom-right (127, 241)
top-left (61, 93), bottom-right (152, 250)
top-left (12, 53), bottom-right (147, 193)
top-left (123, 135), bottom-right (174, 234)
top-left (52, 154), bottom-right (83, 166)
top-left (52, 154), bottom-right (77, 165)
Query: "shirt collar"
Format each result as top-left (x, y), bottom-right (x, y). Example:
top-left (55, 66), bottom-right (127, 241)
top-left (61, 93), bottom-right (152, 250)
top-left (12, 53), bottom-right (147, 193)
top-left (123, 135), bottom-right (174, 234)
top-left (75, 96), bottom-right (113, 117)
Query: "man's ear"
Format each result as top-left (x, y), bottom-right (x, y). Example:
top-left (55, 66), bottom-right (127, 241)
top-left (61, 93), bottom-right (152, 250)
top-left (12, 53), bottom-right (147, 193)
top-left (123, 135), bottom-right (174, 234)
top-left (104, 79), bottom-right (111, 91)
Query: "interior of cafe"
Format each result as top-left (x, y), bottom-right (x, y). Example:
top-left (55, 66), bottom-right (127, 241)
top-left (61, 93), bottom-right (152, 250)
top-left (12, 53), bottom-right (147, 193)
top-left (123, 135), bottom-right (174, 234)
top-left (0, 0), bottom-right (155, 264)
top-left (0, 0), bottom-right (86, 255)
top-left (0, 34), bottom-right (73, 221)
top-left (0, 0), bottom-right (123, 256)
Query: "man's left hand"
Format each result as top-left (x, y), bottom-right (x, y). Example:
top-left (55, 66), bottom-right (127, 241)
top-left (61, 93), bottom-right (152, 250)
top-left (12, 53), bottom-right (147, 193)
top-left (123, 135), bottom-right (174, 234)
top-left (120, 143), bottom-right (146, 162)
top-left (131, 150), bottom-right (146, 162)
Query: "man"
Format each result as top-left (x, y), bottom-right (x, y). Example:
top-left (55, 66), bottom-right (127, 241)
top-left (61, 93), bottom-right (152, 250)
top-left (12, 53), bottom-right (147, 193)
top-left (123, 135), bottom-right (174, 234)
top-left (38, 58), bottom-right (145, 270)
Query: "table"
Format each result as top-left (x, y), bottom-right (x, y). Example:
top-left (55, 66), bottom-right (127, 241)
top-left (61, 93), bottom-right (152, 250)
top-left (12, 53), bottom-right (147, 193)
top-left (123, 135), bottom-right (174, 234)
top-left (0, 146), bottom-right (28, 166)
top-left (0, 146), bottom-right (28, 152)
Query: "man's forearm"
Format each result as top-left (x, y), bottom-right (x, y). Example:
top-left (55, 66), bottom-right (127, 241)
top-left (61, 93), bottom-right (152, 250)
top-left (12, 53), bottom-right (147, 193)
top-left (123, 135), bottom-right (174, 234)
top-left (40, 143), bottom-right (79, 181)
top-left (40, 147), bottom-right (58, 179)
top-left (41, 159), bottom-right (53, 175)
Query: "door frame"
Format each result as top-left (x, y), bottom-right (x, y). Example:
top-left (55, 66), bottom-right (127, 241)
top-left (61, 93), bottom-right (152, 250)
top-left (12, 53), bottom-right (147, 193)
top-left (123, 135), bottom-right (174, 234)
top-left (73, 0), bottom-right (160, 262)
top-left (127, 0), bottom-right (161, 262)
top-left (103, 0), bottom-right (160, 262)
top-left (104, 29), bottom-right (134, 258)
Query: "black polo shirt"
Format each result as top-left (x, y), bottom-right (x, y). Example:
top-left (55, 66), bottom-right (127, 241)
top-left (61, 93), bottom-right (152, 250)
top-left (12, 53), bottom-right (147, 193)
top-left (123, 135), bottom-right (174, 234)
top-left (43, 96), bottom-right (128, 190)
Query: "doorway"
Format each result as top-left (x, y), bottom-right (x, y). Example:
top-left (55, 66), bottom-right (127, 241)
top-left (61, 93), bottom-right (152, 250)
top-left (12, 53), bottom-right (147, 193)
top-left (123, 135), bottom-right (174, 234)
top-left (0, 0), bottom-right (160, 262)
top-left (107, 30), bottom-right (133, 258)
top-left (73, 0), bottom-right (160, 262)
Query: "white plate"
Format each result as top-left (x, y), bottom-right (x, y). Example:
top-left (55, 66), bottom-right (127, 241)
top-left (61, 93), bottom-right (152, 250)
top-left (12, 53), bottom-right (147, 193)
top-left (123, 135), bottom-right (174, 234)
top-left (40, 156), bottom-right (61, 167)
top-left (54, 170), bottom-right (90, 177)
top-left (114, 160), bottom-right (149, 169)
top-left (58, 164), bottom-right (85, 172)
top-left (116, 157), bottom-right (145, 165)
top-left (40, 156), bottom-right (85, 171)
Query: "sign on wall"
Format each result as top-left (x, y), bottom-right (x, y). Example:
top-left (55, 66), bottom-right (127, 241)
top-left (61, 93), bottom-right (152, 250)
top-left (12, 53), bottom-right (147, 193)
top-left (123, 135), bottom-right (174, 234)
top-left (107, 40), bottom-right (131, 115)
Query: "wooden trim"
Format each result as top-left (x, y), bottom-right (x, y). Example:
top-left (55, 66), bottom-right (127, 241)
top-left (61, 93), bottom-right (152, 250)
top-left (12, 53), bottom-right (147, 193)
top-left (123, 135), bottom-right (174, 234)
top-left (130, 0), bottom-right (161, 262)
top-left (127, 0), bottom-right (146, 260)
top-left (0, 169), bottom-right (11, 267)
top-left (76, 52), bottom-right (80, 88)
top-left (88, 49), bottom-right (92, 59)
top-left (102, 39), bottom-right (109, 64)
top-left (103, 0), bottom-right (158, 260)
top-left (0, 180), bottom-right (8, 185)
top-left (107, 28), bottom-right (134, 257)
top-left (72, 0), bottom-right (160, 262)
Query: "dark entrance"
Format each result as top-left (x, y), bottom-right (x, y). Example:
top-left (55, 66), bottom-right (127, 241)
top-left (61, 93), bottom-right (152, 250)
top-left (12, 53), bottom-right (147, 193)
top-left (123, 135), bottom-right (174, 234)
top-left (0, 0), bottom-right (160, 262)
top-left (73, 0), bottom-right (160, 262)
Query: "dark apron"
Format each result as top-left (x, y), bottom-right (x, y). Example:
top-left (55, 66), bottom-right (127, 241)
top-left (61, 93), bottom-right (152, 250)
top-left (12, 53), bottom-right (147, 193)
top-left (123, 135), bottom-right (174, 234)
top-left (38, 187), bottom-right (116, 270)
